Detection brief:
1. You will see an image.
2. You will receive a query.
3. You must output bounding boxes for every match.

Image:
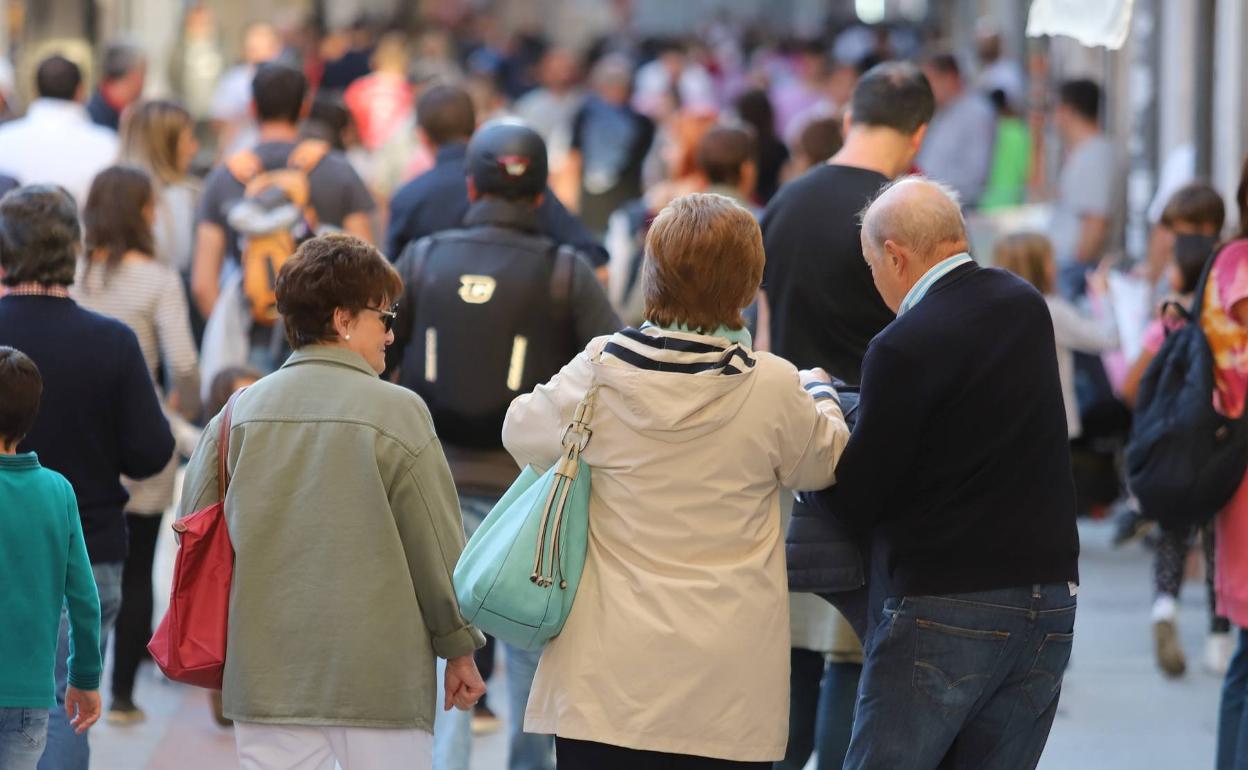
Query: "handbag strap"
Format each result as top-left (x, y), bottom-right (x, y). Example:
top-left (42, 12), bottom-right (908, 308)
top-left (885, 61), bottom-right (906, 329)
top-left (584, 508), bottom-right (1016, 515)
top-left (216, 388), bottom-right (246, 502)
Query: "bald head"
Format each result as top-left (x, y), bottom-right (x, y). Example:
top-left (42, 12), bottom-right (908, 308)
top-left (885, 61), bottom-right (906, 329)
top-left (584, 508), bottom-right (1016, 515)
top-left (860, 176), bottom-right (970, 311)
top-left (862, 176), bottom-right (967, 263)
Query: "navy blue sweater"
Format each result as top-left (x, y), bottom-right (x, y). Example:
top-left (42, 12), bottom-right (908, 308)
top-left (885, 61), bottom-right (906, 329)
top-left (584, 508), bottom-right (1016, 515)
top-left (385, 143), bottom-right (607, 266)
top-left (812, 264), bottom-right (1080, 597)
top-left (0, 295), bottom-right (174, 563)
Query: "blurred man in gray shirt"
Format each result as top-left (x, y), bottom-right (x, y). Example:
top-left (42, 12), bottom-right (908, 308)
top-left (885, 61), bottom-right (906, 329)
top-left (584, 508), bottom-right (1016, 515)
top-left (916, 53), bottom-right (996, 208)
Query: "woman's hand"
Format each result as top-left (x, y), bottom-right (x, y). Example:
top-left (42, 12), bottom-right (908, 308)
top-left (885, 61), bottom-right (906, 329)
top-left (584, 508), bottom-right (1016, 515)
top-left (444, 654), bottom-right (487, 711)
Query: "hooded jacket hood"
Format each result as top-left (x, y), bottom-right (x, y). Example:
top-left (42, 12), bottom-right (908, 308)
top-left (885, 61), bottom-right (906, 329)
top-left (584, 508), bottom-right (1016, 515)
top-left (587, 326), bottom-right (759, 442)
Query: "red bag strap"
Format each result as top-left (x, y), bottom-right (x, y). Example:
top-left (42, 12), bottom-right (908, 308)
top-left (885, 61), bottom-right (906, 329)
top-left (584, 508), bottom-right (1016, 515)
top-left (216, 388), bottom-right (246, 502)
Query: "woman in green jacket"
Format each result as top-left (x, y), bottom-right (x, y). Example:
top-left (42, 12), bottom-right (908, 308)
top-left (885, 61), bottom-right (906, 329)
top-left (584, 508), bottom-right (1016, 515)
top-left (179, 233), bottom-right (485, 769)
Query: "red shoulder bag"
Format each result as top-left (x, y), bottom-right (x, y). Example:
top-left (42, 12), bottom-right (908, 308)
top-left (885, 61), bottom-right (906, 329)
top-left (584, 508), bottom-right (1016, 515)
top-left (148, 389), bottom-right (242, 689)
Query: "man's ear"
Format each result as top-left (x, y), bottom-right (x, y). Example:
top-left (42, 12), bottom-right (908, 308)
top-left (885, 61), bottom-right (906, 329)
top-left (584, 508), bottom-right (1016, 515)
top-left (883, 239), bottom-right (906, 275)
top-left (911, 123), bottom-right (929, 155)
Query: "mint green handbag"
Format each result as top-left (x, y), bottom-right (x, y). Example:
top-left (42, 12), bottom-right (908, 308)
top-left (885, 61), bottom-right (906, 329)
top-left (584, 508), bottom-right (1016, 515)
top-left (453, 386), bottom-right (597, 651)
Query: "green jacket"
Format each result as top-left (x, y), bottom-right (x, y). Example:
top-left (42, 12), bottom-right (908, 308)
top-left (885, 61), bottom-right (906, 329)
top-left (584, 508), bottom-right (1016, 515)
top-left (180, 345), bottom-right (484, 730)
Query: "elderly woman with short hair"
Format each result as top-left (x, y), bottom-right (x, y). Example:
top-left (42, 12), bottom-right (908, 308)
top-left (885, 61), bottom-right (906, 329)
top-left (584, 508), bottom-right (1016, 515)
top-left (178, 233), bottom-right (485, 769)
top-left (503, 193), bottom-right (850, 769)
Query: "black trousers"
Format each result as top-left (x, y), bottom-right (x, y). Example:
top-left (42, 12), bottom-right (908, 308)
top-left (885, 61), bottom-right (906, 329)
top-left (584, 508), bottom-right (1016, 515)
top-left (555, 737), bottom-right (771, 770)
top-left (111, 513), bottom-right (162, 701)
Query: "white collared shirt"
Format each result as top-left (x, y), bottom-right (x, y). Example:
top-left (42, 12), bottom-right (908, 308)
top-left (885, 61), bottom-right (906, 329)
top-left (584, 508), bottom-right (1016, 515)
top-left (0, 98), bottom-right (119, 207)
top-left (898, 252), bottom-right (975, 316)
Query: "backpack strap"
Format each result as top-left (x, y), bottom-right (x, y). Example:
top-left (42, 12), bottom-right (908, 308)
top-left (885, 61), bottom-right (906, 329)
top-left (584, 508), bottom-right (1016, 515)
top-left (550, 244), bottom-right (578, 327)
top-left (225, 150), bottom-right (264, 186)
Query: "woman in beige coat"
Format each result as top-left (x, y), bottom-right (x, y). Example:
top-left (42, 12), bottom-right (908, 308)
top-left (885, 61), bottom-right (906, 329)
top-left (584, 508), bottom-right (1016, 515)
top-left (503, 193), bottom-right (850, 769)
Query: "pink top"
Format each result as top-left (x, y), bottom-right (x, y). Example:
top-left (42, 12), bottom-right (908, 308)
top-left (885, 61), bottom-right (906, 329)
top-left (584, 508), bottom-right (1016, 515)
top-left (1207, 240), bottom-right (1248, 626)
top-left (1202, 240), bottom-right (1248, 418)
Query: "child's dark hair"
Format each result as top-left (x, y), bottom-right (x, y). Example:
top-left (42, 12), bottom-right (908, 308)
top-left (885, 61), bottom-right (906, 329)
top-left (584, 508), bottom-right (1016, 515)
top-left (0, 347), bottom-right (43, 447)
top-left (206, 366), bottom-right (262, 421)
top-left (1173, 234), bottom-right (1217, 294)
top-left (1160, 182), bottom-right (1225, 232)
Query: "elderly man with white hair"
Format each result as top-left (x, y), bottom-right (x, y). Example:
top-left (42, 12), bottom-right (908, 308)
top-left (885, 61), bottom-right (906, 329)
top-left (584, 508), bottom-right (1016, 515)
top-left (810, 177), bottom-right (1082, 770)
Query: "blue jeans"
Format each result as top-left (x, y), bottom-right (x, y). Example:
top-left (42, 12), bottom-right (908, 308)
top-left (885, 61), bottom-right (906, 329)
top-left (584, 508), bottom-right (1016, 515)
top-left (776, 652), bottom-right (861, 770)
top-left (434, 496), bottom-right (554, 770)
top-left (0, 708), bottom-right (49, 770)
top-left (1217, 627), bottom-right (1248, 769)
top-left (38, 561), bottom-right (123, 770)
top-left (845, 584), bottom-right (1076, 770)
top-left (502, 641), bottom-right (554, 770)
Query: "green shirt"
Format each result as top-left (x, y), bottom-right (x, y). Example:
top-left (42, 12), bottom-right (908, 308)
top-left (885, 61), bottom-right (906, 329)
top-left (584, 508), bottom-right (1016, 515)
top-left (0, 453), bottom-right (101, 707)
top-left (180, 345), bottom-right (483, 730)
top-left (980, 117), bottom-right (1032, 211)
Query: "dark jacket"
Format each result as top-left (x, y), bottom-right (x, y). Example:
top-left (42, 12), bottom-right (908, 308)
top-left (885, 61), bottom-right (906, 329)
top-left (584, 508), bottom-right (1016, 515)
top-left (386, 143), bottom-right (607, 267)
top-left (0, 295), bottom-right (174, 562)
top-left (86, 90), bottom-right (121, 132)
top-left (791, 263), bottom-right (1080, 621)
top-left (388, 199), bottom-right (620, 495)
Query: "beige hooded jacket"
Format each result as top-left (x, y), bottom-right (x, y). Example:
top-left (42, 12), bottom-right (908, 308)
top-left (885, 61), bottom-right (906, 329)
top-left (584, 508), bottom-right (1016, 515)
top-left (503, 327), bottom-right (849, 762)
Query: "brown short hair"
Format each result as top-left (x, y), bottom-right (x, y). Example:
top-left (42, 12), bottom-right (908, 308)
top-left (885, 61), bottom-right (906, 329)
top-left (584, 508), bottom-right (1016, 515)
top-left (797, 116), bottom-right (844, 166)
top-left (0, 347), bottom-right (42, 446)
top-left (993, 232), bottom-right (1054, 295)
top-left (696, 125), bottom-right (755, 187)
top-left (275, 234), bottom-right (403, 349)
top-left (1161, 182), bottom-right (1226, 232)
top-left (643, 193), bottom-right (764, 333)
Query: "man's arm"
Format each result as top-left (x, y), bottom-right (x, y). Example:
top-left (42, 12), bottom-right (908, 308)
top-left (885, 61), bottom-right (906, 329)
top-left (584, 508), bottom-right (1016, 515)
top-left (537, 188), bottom-right (607, 268)
top-left (811, 341), bottom-right (925, 535)
top-left (569, 256), bottom-right (622, 346)
top-left (190, 222), bottom-right (226, 319)
top-left (116, 332), bottom-right (176, 480)
top-left (1074, 213), bottom-right (1110, 265)
top-left (343, 212), bottom-right (374, 244)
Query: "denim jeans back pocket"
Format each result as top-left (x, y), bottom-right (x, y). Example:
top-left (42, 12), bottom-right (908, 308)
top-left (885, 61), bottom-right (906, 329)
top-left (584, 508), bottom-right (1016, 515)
top-left (912, 618), bottom-right (1010, 715)
top-left (1022, 632), bottom-right (1074, 716)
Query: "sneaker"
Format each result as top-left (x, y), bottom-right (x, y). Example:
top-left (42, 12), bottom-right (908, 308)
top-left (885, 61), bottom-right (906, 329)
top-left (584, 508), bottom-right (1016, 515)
top-left (1206, 632), bottom-right (1235, 675)
top-left (209, 690), bottom-right (232, 728)
top-left (1154, 619), bottom-right (1187, 677)
top-left (471, 703), bottom-right (502, 736)
top-left (106, 698), bottom-right (146, 726)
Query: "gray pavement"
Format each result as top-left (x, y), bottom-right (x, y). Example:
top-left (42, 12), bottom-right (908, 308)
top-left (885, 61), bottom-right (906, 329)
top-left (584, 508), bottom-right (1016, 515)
top-left (91, 520), bottom-right (1222, 769)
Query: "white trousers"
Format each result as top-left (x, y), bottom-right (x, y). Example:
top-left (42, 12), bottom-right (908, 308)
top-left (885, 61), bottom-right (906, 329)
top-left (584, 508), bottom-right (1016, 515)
top-left (234, 721), bottom-right (433, 770)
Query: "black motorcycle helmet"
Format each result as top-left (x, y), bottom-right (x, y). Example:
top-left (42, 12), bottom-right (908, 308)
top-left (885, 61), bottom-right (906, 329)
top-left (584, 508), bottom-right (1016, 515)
top-left (467, 119), bottom-right (548, 201)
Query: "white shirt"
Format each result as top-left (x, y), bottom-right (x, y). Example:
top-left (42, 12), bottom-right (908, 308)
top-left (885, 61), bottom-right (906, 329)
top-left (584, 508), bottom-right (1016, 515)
top-left (0, 99), bottom-right (119, 207)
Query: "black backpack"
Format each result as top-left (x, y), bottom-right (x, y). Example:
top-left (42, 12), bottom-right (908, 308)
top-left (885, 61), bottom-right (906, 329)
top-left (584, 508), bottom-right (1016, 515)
top-left (1126, 248), bottom-right (1248, 529)
top-left (393, 234), bottom-right (579, 448)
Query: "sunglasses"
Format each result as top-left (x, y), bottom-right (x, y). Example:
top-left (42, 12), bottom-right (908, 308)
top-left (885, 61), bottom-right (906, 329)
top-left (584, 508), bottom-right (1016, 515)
top-left (364, 303), bottom-right (399, 333)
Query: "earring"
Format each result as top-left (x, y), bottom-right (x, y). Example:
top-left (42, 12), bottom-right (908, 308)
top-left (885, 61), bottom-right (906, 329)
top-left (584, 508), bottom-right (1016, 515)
top-left (345, 334), bottom-right (351, 341)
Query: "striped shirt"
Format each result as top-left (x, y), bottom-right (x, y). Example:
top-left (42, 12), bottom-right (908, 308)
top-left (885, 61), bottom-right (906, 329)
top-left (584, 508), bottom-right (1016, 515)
top-left (898, 252), bottom-right (976, 315)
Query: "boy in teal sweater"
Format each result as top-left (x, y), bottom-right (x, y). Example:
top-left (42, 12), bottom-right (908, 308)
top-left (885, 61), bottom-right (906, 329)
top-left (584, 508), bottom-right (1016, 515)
top-left (0, 347), bottom-right (101, 769)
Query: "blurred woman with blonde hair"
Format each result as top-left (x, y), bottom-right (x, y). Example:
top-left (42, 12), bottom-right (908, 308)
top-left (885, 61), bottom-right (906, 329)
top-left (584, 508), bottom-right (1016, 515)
top-left (119, 99), bottom-right (200, 281)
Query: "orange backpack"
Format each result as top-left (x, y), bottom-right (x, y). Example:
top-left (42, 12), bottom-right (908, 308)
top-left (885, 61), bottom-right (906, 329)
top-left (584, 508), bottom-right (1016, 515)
top-left (225, 140), bottom-right (330, 324)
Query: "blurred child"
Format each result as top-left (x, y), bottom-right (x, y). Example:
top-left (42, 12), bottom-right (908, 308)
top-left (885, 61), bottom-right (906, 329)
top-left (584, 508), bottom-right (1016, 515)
top-left (1120, 182), bottom-right (1229, 678)
top-left (0, 347), bottom-right (101, 768)
top-left (994, 231), bottom-right (1118, 440)
top-left (200, 364), bottom-right (262, 727)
